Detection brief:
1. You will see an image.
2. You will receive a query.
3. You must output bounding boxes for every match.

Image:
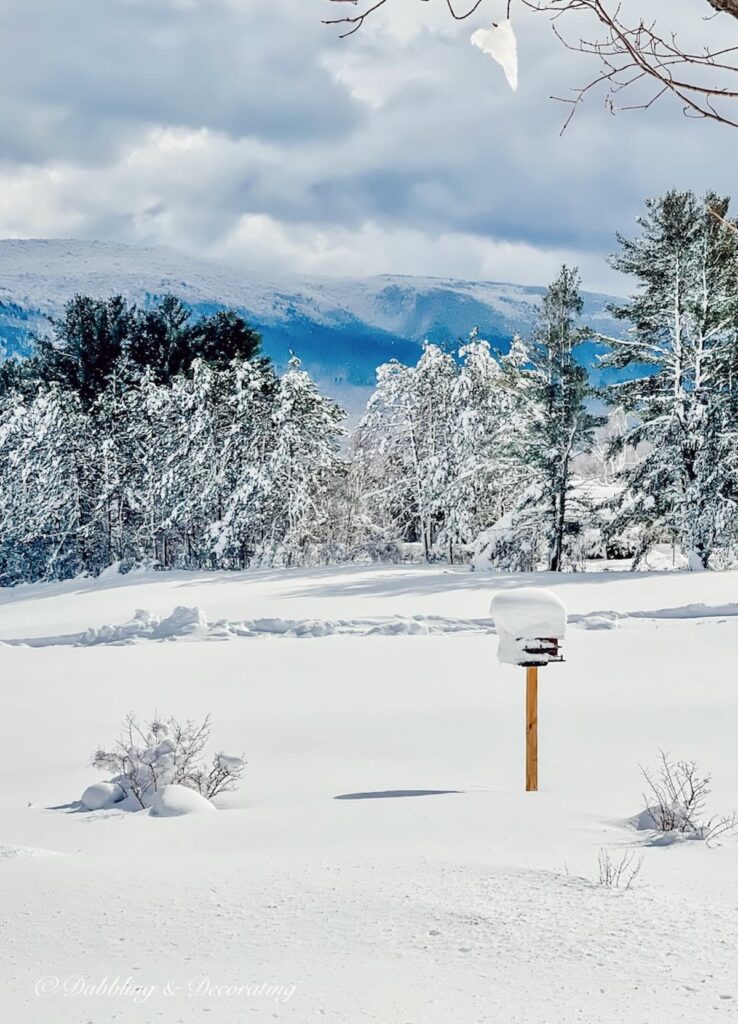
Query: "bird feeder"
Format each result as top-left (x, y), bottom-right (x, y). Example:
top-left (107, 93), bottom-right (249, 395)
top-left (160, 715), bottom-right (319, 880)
top-left (490, 588), bottom-right (567, 792)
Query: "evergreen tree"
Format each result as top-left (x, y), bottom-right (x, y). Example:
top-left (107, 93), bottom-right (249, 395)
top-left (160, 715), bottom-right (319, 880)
top-left (602, 190), bottom-right (738, 569)
top-left (126, 295), bottom-right (192, 384)
top-left (0, 295), bottom-right (340, 582)
top-left (35, 295), bottom-right (137, 407)
top-left (189, 310), bottom-right (263, 369)
top-left (518, 266), bottom-right (602, 571)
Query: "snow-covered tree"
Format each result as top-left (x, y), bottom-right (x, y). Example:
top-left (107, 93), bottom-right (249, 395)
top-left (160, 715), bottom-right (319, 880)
top-left (0, 302), bottom-right (347, 582)
top-left (207, 357), bottom-right (278, 566)
top-left (355, 338), bottom-right (529, 562)
top-left (514, 266), bottom-right (602, 571)
top-left (356, 344), bottom-right (459, 560)
top-left (602, 191), bottom-right (738, 569)
top-left (0, 386), bottom-right (93, 582)
top-left (263, 356), bottom-right (345, 564)
top-left (443, 332), bottom-right (526, 556)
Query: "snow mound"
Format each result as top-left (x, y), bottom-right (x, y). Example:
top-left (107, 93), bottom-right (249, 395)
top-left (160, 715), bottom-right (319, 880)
top-left (214, 614), bottom-right (492, 639)
top-left (148, 785), bottom-right (217, 817)
top-left (153, 605), bottom-right (208, 638)
top-left (80, 782), bottom-right (125, 811)
top-left (572, 611), bottom-right (621, 630)
top-left (627, 808), bottom-right (706, 846)
top-left (75, 606), bottom-right (207, 645)
top-left (490, 587), bottom-right (567, 665)
top-left (5, 611), bottom-right (495, 646)
top-left (216, 753), bottom-right (246, 772)
top-left (11, 598), bottom-right (738, 650)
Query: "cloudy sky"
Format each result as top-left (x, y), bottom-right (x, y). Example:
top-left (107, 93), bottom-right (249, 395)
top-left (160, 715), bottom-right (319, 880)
top-left (0, 0), bottom-right (736, 292)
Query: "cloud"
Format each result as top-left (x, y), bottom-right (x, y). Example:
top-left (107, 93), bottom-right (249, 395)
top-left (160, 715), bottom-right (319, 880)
top-left (0, 0), bottom-right (735, 292)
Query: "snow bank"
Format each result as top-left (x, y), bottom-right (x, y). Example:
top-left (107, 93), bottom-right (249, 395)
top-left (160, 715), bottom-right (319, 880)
top-left (12, 597), bottom-right (737, 650)
top-left (490, 588), bottom-right (567, 665)
top-left (5, 610), bottom-right (494, 647)
top-left (221, 614), bottom-right (489, 639)
top-left (16, 605), bottom-right (210, 646)
top-left (148, 785), bottom-right (216, 817)
top-left (80, 782), bottom-right (125, 811)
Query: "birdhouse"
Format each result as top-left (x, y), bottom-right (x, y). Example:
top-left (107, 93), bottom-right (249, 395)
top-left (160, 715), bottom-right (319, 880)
top-left (489, 588), bottom-right (567, 667)
top-left (489, 587), bottom-right (567, 793)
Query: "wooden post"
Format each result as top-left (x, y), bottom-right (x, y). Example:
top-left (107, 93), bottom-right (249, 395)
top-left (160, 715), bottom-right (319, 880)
top-left (526, 665), bottom-right (538, 792)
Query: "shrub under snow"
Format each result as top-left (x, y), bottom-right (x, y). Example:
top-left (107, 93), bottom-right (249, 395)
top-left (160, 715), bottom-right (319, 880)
top-left (90, 713), bottom-right (246, 811)
top-left (80, 781), bottom-right (125, 811)
top-left (148, 784), bottom-right (217, 817)
top-left (638, 751), bottom-right (736, 846)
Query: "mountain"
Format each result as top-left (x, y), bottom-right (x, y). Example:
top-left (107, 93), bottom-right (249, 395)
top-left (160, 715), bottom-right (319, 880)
top-left (0, 239), bottom-right (622, 413)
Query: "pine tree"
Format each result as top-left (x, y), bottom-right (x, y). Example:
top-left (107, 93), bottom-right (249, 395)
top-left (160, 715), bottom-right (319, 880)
top-left (189, 310), bottom-right (263, 369)
top-left (602, 190), bottom-right (738, 569)
top-left (127, 295), bottom-right (192, 384)
top-left (518, 266), bottom-right (602, 571)
top-left (36, 295), bottom-right (137, 407)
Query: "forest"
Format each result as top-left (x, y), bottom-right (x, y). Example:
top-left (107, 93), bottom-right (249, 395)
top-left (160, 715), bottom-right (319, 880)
top-left (2, 189), bottom-right (738, 584)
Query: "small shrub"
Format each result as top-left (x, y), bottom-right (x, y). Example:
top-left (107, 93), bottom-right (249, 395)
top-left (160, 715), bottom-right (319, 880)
top-left (597, 849), bottom-right (643, 890)
top-left (92, 713), bottom-right (246, 809)
top-left (640, 750), bottom-right (736, 846)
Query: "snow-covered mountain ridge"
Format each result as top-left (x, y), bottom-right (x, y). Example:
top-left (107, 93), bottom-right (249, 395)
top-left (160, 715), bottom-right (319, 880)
top-left (0, 239), bottom-right (621, 406)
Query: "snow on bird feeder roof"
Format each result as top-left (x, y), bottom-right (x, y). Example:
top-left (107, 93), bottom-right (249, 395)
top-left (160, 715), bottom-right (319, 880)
top-left (490, 588), bottom-right (567, 667)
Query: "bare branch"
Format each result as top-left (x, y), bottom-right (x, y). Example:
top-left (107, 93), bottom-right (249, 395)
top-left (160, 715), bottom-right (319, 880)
top-left (522, 0), bottom-right (738, 130)
top-left (324, 0), bottom-right (738, 130)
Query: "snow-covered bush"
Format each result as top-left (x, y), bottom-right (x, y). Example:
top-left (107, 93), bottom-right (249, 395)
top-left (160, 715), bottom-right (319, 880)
top-left (148, 784), bottom-right (217, 817)
top-left (91, 713), bottom-right (246, 810)
top-left (80, 781), bottom-right (125, 811)
top-left (639, 751), bottom-right (736, 845)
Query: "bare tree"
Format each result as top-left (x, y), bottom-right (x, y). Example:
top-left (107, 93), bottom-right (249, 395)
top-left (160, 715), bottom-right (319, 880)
top-left (597, 849), bottom-right (643, 889)
top-left (92, 713), bottom-right (247, 808)
top-left (640, 750), bottom-right (737, 846)
top-left (324, 1), bottom-right (738, 130)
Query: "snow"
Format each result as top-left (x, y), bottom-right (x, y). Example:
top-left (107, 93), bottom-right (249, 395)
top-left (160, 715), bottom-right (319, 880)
top-left (148, 785), bottom-right (216, 817)
top-left (79, 782), bottom-right (124, 811)
top-left (1, 563), bottom-right (738, 1022)
top-left (0, 239), bottom-right (619, 370)
top-left (471, 20), bottom-right (519, 91)
top-left (0, 238), bottom-right (584, 334)
top-left (216, 753), bottom-right (247, 772)
top-left (490, 587), bottom-right (567, 664)
top-left (2, 608), bottom-right (495, 646)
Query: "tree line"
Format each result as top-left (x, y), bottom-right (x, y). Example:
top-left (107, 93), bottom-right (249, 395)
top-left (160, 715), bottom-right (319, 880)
top-left (0, 297), bottom-right (343, 583)
top-left (2, 188), bottom-right (738, 583)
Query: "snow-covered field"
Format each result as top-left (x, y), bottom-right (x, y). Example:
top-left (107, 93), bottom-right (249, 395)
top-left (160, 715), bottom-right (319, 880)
top-left (2, 563), bottom-right (738, 1023)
